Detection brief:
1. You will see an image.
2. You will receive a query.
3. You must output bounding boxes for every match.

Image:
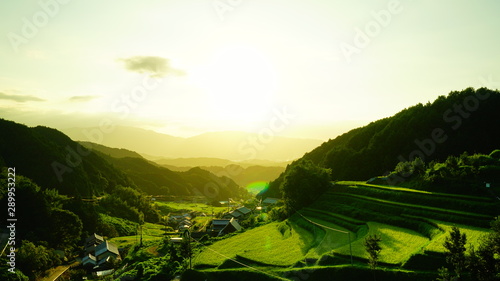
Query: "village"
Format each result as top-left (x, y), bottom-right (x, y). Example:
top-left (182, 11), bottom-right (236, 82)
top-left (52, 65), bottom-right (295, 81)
top-left (77, 197), bottom-right (280, 278)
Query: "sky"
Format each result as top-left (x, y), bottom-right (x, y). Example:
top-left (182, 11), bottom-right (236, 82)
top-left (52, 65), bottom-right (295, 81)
top-left (1, 0), bottom-right (499, 140)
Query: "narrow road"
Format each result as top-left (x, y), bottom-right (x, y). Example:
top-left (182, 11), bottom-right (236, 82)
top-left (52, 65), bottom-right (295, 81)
top-left (41, 262), bottom-right (79, 281)
top-left (41, 265), bottom-right (70, 281)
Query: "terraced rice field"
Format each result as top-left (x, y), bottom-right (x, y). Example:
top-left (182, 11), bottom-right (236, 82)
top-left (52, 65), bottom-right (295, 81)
top-left (194, 222), bottom-right (307, 267)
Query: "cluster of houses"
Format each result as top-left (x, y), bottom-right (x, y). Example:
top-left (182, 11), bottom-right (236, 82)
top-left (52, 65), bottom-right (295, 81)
top-left (81, 233), bottom-right (121, 277)
top-left (168, 213), bottom-right (195, 232)
top-left (205, 199), bottom-right (279, 237)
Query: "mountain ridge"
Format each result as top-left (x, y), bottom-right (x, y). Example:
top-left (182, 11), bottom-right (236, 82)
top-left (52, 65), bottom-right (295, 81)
top-left (62, 126), bottom-right (322, 161)
top-left (263, 87), bottom-right (500, 198)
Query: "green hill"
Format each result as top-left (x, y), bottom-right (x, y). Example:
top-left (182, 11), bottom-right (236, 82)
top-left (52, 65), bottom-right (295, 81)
top-left (263, 87), bottom-right (500, 198)
top-left (0, 119), bottom-right (132, 196)
top-left (80, 141), bottom-right (249, 200)
top-left (0, 119), bottom-right (248, 200)
top-left (192, 181), bottom-right (497, 280)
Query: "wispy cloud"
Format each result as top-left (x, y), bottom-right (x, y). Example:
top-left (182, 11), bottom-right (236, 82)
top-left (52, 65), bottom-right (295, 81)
top-left (0, 92), bottom-right (45, 102)
top-left (118, 56), bottom-right (185, 78)
top-left (68, 95), bottom-right (99, 102)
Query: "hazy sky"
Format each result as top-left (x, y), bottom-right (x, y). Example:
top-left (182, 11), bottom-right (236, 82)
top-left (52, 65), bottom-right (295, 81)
top-left (1, 0), bottom-right (499, 140)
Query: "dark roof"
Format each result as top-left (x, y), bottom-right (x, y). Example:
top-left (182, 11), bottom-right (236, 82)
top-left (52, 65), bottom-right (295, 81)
top-left (236, 207), bottom-right (251, 214)
top-left (212, 219), bottom-right (231, 226)
top-left (221, 218), bottom-right (242, 233)
top-left (263, 198), bottom-right (279, 204)
top-left (85, 233), bottom-right (104, 245)
top-left (95, 241), bottom-right (119, 257)
top-left (82, 254), bottom-right (97, 265)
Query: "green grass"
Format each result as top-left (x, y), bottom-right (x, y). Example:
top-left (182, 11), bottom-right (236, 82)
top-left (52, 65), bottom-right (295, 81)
top-left (290, 212), bottom-right (356, 259)
top-left (155, 201), bottom-right (227, 215)
top-left (109, 222), bottom-right (167, 248)
top-left (333, 222), bottom-right (429, 265)
top-left (335, 192), bottom-right (492, 219)
top-left (190, 180), bottom-right (496, 274)
top-left (423, 220), bottom-right (491, 253)
top-left (337, 181), bottom-right (493, 202)
top-left (194, 222), bottom-right (307, 267)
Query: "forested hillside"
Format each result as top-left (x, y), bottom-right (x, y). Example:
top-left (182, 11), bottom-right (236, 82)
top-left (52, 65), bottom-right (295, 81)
top-left (82, 142), bottom-right (248, 200)
top-left (263, 88), bottom-right (500, 199)
top-left (0, 119), bottom-right (247, 199)
top-left (0, 119), bottom-right (133, 196)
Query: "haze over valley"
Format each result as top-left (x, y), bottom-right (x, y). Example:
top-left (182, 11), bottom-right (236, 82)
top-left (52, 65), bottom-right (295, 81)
top-left (1, 1), bottom-right (500, 281)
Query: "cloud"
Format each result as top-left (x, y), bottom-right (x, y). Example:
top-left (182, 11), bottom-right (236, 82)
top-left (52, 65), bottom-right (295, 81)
top-left (118, 56), bottom-right (185, 78)
top-left (0, 92), bottom-right (45, 102)
top-left (69, 95), bottom-right (99, 102)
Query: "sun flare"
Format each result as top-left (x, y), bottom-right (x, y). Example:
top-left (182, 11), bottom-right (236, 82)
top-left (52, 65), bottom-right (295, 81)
top-left (189, 44), bottom-right (278, 123)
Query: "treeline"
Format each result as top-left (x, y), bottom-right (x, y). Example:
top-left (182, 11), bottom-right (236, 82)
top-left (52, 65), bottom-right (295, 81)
top-left (261, 160), bottom-right (332, 219)
top-left (386, 149), bottom-right (500, 193)
top-left (0, 118), bottom-right (248, 200)
top-left (303, 88), bottom-right (500, 180)
top-left (437, 217), bottom-right (500, 280)
top-left (0, 119), bottom-right (133, 196)
top-left (0, 170), bottom-right (162, 280)
top-left (262, 88), bottom-right (500, 199)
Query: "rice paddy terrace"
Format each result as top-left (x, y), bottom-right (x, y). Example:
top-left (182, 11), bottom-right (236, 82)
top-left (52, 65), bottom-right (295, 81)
top-left (193, 181), bottom-right (499, 280)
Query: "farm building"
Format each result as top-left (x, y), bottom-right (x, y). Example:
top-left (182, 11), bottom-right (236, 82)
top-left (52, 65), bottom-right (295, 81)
top-left (82, 234), bottom-right (121, 275)
top-left (210, 218), bottom-right (242, 236)
top-left (261, 197), bottom-right (280, 211)
top-left (223, 206), bottom-right (252, 219)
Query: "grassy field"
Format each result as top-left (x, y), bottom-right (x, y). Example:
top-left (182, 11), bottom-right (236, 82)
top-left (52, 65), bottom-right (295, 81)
top-left (424, 220), bottom-right (491, 253)
top-left (109, 222), bottom-right (168, 248)
top-left (194, 222), bottom-right (307, 267)
top-left (192, 181), bottom-right (496, 277)
top-left (155, 201), bottom-right (228, 215)
top-left (333, 222), bottom-right (429, 264)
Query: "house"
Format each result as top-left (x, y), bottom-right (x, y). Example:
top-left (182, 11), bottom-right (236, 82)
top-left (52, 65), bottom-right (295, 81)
top-left (85, 233), bottom-right (104, 255)
top-left (95, 241), bottom-right (120, 262)
top-left (262, 198), bottom-right (279, 205)
top-left (169, 237), bottom-right (184, 244)
top-left (261, 198), bottom-right (280, 211)
top-left (223, 206), bottom-right (252, 219)
top-left (210, 218), bottom-right (242, 237)
top-left (82, 234), bottom-right (121, 273)
top-left (82, 253), bottom-right (97, 267)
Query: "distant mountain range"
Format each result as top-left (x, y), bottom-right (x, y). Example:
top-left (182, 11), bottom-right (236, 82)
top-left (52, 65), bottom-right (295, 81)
top-left (80, 142), bottom-right (285, 190)
top-left (63, 127), bottom-right (322, 161)
top-left (0, 119), bottom-right (247, 199)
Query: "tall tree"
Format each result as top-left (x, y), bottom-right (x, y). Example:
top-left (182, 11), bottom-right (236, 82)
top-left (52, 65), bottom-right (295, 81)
top-left (279, 160), bottom-right (331, 215)
top-left (364, 234), bottom-right (382, 270)
top-left (443, 226), bottom-right (467, 278)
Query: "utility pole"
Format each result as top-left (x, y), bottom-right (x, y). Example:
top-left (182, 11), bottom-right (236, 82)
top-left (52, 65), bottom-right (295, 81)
top-left (184, 230), bottom-right (192, 269)
top-left (348, 232), bottom-right (353, 266)
top-left (140, 225), bottom-right (143, 247)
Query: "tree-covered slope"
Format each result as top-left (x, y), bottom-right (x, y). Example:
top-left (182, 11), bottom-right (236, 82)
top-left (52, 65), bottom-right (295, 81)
top-left (0, 119), bottom-right (133, 196)
top-left (79, 140), bottom-right (248, 199)
top-left (263, 87), bottom-right (500, 198)
top-left (0, 119), bottom-right (248, 199)
top-left (99, 154), bottom-right (247, 200)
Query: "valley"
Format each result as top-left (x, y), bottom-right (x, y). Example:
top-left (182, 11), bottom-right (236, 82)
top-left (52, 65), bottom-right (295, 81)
top-left (1, 88), bottom-right (500, 281)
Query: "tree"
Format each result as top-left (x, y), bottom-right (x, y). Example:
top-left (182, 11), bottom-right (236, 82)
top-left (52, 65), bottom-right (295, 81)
top-left (50, 208), bottom-right (83, 250)
top-left (279, 160), bottom-right (331, 215)
top-left (17, 241), bottom-right (61, 279)
top-left (466, 216), bottom-right (500, 280)
top-left (364, 234), bottom-right (382, 270)
top-left (443, 226), bottom-right (467, 278)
